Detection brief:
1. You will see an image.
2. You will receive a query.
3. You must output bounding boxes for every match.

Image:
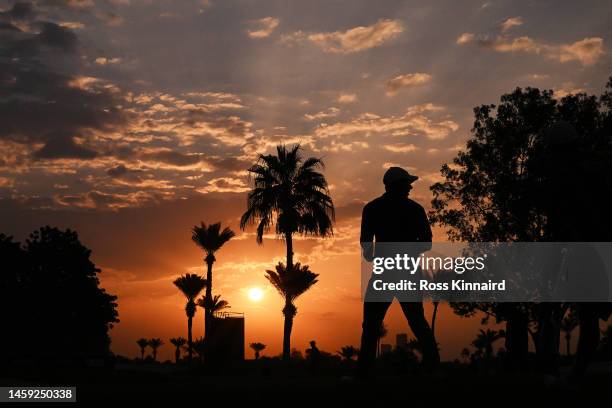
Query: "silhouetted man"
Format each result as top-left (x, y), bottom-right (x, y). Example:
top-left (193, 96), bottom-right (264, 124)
top-left (357, 167), bottom-right (440, 377)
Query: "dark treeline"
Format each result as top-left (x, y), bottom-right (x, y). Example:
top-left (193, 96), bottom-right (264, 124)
top-left (0, 227), bottom-right (118, 365)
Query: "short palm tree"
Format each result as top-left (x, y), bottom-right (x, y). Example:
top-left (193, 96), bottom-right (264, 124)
top-left (250, 342), bottom-right (266, 360)
top-left (173, 273), bottom-right (207, 362)
top-left (136, 338), bottom-right (149, 360)
top-left (197, 294), bottom-right (231, 317)
top-left (192, 222), bottom-right (235, 342)
top-left (192, 337), bottom-right (206, 363)
top-left (560, 309), bottom-right (579, 356)
top-left (472, 329), bottom-right (504, 360)
top-left (338, 345), bottom-right (359, 361)
top-left (169, 337), bottom-right (186, 363)
top-left (148, 338), bottom-right (163, 361)
top-left (240, 144), bottom-right (335, 268)
top-left (265, 262), bottom-right (318, 361)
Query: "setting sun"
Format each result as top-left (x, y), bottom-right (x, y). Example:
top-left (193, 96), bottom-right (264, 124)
top-left (248, 287), bottom-right (264, 302)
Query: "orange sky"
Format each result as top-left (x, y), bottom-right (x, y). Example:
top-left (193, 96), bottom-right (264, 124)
top-left (2, 0), bottom-right (608, 363)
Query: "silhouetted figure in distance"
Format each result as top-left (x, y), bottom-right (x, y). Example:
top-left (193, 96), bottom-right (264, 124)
top-left (357, 167), bottom-right (440, 377)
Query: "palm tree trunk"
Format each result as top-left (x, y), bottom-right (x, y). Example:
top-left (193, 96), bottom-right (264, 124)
top-left (140, 349), bottom-right (144, 360)
top-left (566, 334), bottom-right (571, 357)
top-left (282, 301), bottom-right (294, 361)
top-left (431, 302), bottom-right (439, 340)
top-left (188, 315), bottom-right (193, 362)
top-left (205, 259), bottom-right (214, 340)
top-left (175, 348), bottom-right (180, 364)
top-left (285, 232), bottom-right (293, 267)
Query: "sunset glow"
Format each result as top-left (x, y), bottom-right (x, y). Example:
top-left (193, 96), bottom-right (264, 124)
top-left (248, 287), bottom-right (264, 302)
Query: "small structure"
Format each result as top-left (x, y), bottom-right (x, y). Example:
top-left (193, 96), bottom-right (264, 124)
top-left (209, 312), bottom-right (245, 361)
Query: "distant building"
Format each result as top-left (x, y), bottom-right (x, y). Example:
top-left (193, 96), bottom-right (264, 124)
top-left (396, 333), bottom-right (408, 350)
top-left (209, 312), bottom-right (245, 361)
top-left (380, 344), bottom-right (393, 355)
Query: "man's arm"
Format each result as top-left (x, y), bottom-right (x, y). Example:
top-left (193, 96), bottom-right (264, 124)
top-left (360, 204), bottom-right (374, 261)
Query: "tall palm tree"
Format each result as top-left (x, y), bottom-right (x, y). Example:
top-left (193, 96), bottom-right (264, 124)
top-left (250, 342), bottom-right (266, 360)
top-left (560, 310), bottom-right (579, 356)
top-left (173, 273), bottom-right (207, 362)
top-left (240, 144), bottom-right (335, 268)
top-left (136, 338), bottom-right (149, 360)
top-left (169, 337), bottom-right (186, 364)
top-left (265, 262), bottom-right (318, 361)
top-left (148, 338), bottom-right (163, 361)
top-left (192, 222), bottom-right (235, 342)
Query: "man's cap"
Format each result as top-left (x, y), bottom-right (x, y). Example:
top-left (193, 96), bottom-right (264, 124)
top-left (383, 167), bottom-right (418, 185)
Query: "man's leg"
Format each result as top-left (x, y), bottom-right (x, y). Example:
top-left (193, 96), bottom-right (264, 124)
top-left (357, 301), bottom-right (391, 378)
top-left (399, 301), bottom-right (440, 371)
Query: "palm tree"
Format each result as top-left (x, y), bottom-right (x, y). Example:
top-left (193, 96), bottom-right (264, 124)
top-left (472, 329), bottom-right (504, 360)
top-left (136, 338), bottom-right (149, 360)
top-left (250, 342), bottom-right (266, 360)
top-left (265, 262), bottom-right (318, 361)
top-left (192, 222), bottom-right (235, 343)
top-left (338, 345), bottom-right (359, 361)
top-left (560, 310), bottom-right (579, 357)
top-left (169, 337), bottom-right (186, 364)
top-left (197, 294), bottom-right (231, 320)
top-left (149, 338), bottom-right (163, 361)
top-left (173, 273), bottom-right (207, 362)
top-left (192, 337), bottom-right (206, 363)
top-left (240, 144), bottom-right (335, 268)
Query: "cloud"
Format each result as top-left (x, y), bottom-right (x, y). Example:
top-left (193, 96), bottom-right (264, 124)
top-left (456, 33), bottom-right (475, 45)
top-left (457, 20), bottom-right (604, 66)
top-left (282, 19), bottom-right (404, 54)
top-left (383, 143), bottom-right (418, 153)
top-left (247, 17), bottom-right (279, 39)
top-left (196, 177), bottom-right (250, 194)
top-left (385, 73), bottom-right (432, 96)
top-left (338, 93), bottom-right (357, 104)
top-left (315, 104), bottom-right (458, 140)
top-left (500, 17), bottom-right (522, 33)
top-left (95, 56), bottom-right (121, 65)
top-left (304, 107), bottom-right (340, 121)
top-left (0, 14), bottom-right (126, 160)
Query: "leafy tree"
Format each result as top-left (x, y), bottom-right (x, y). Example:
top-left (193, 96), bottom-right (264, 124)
top-left (169, 337), bottom-right (186, 363)
top-left (191, 222), bottom-right (234, 344)
top-left (148, 338), bottom-right (163, 361)
top-left (265, 262), bottom-right (318, 361)
top-left (136, 338), bottom-right (149, 360)
top-left (0, 227), bottom-right (118, 363)
top-left (241, 144), bottom-right (335, 268)
top-left (429, 79), bottom-right (612, 368)
top-left (173, 273), bottom-right (207, 362)
top-left (249, 342), bottom-right (266, 360)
